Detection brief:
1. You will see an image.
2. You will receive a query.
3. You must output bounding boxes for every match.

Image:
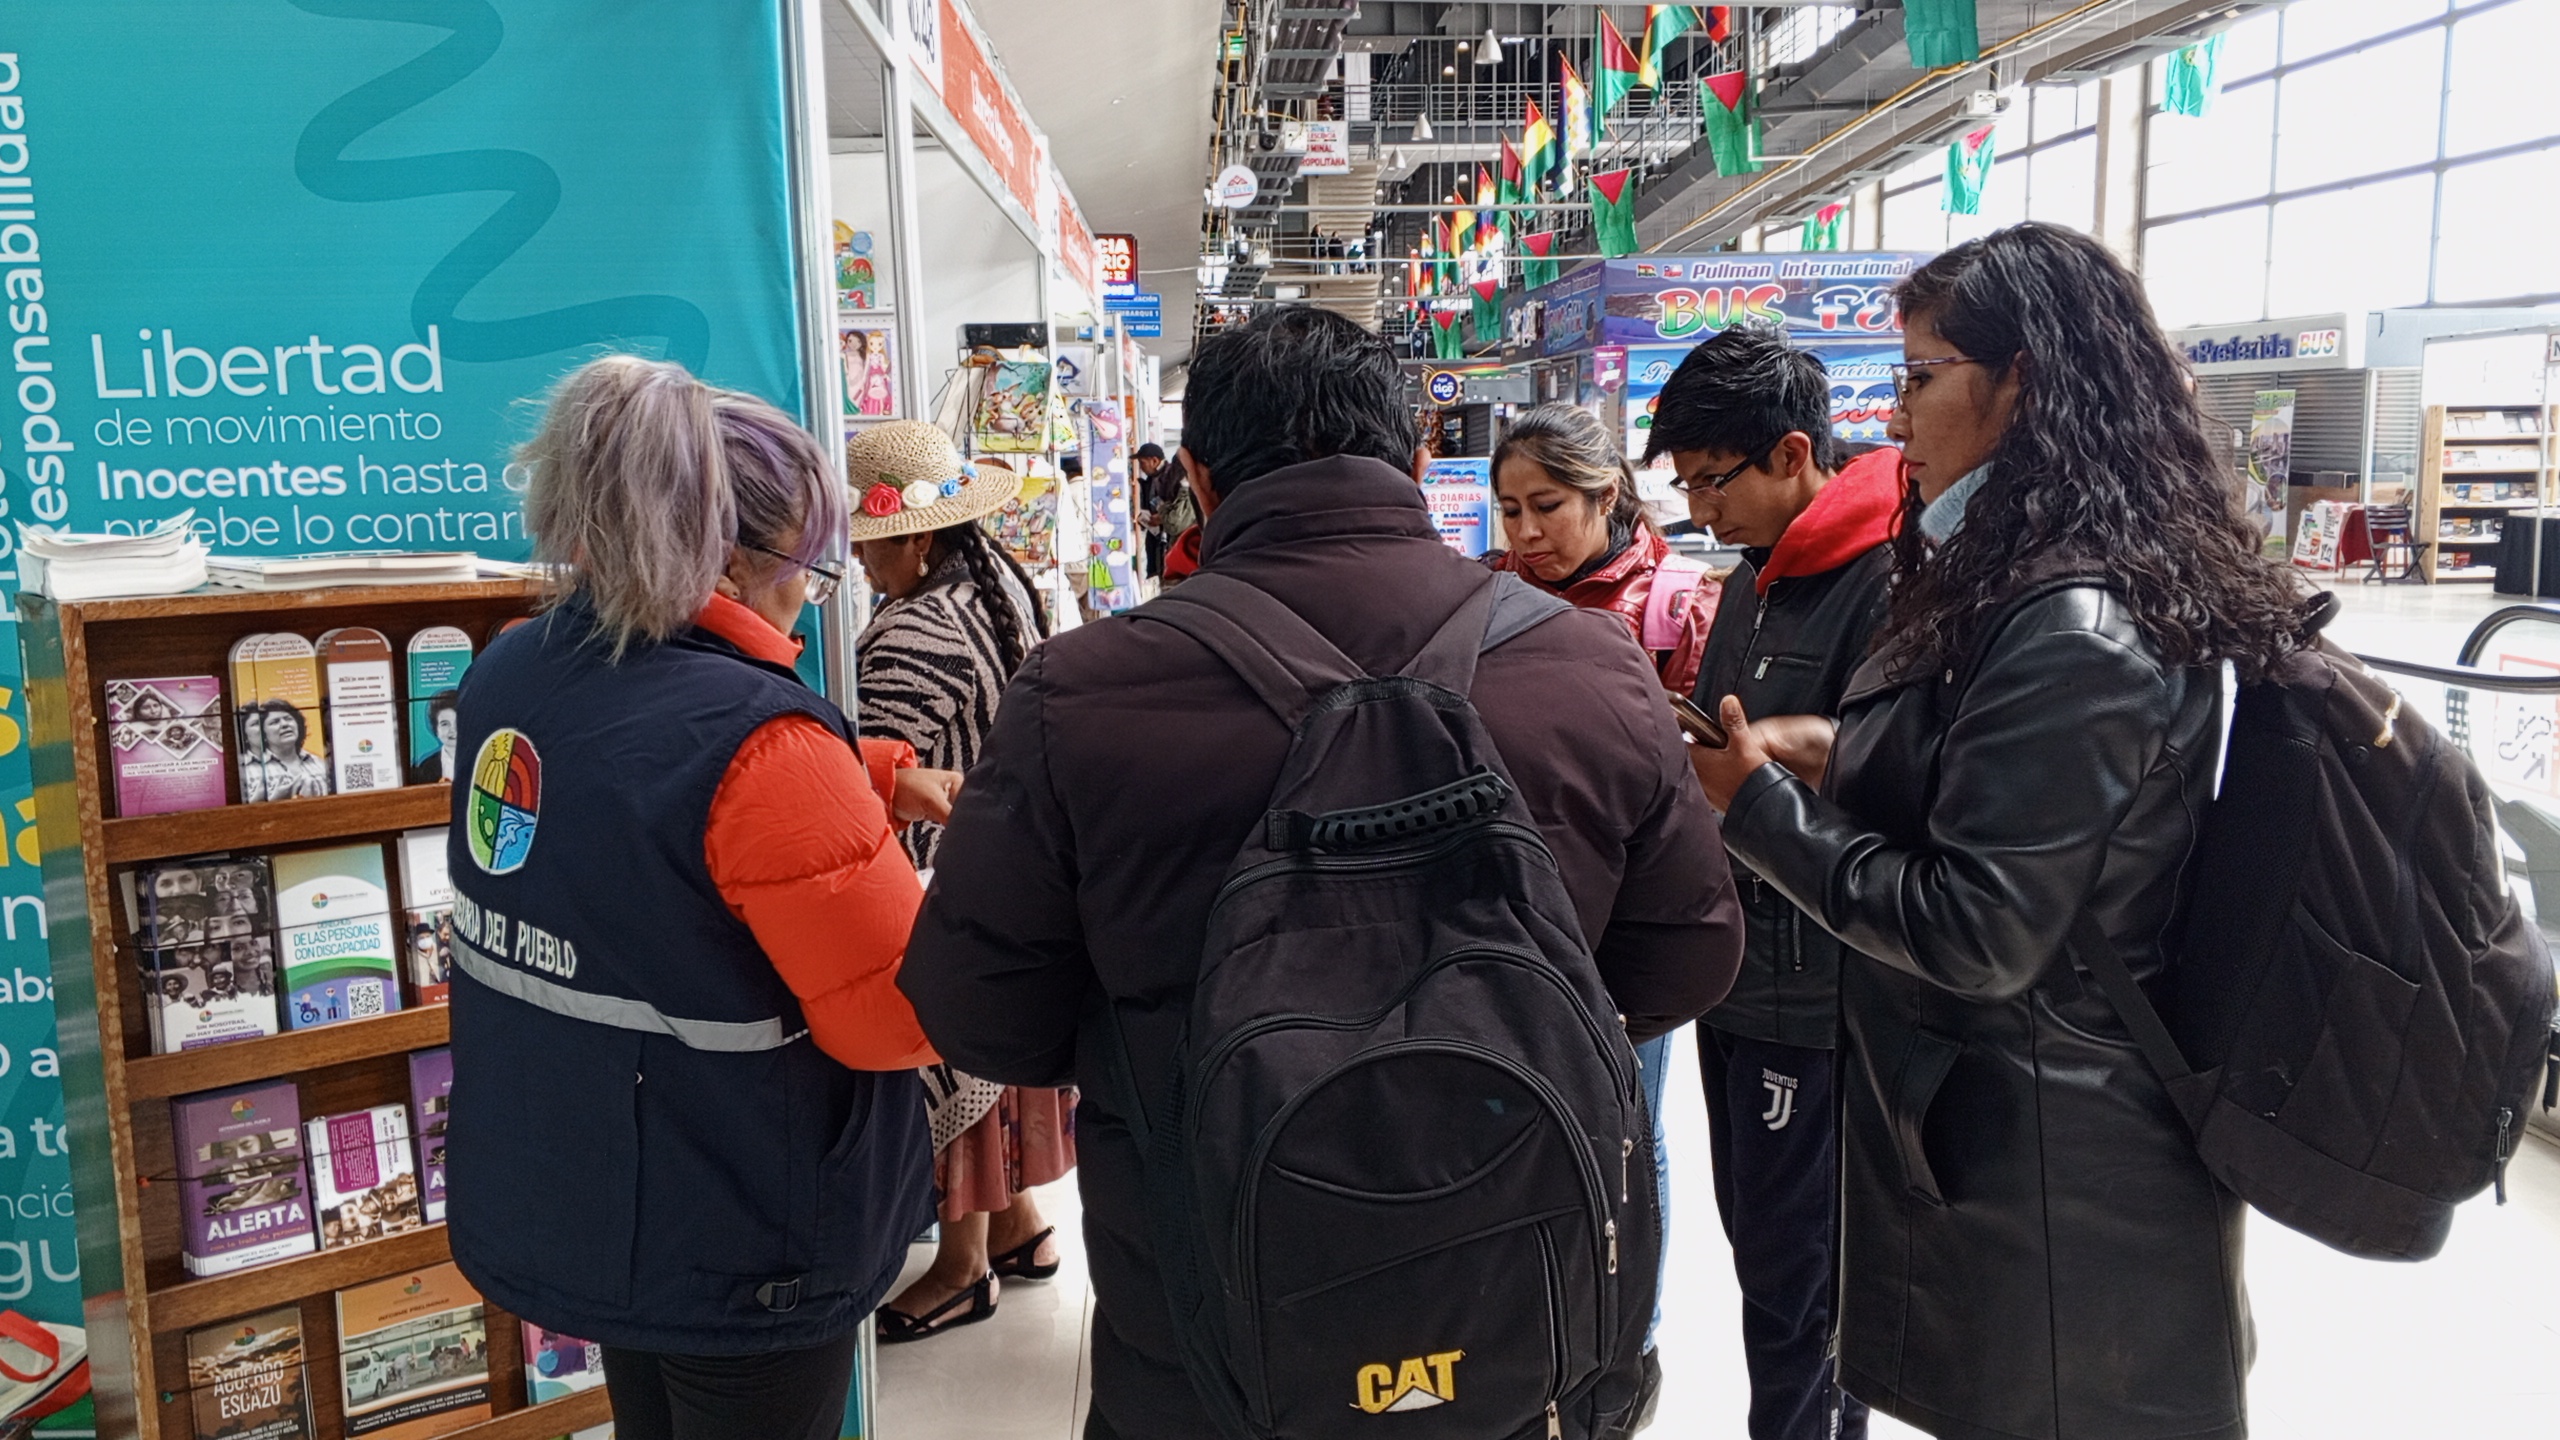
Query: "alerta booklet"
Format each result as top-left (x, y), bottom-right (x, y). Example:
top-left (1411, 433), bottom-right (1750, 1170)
top-left (172, 1081), bottom-right (317, 1277)
top-left (272, 843), bottom-right (402, 1029)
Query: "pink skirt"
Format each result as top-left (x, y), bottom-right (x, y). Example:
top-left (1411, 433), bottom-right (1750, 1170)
top-left (934, 1086), bottom-right (1077, 1221)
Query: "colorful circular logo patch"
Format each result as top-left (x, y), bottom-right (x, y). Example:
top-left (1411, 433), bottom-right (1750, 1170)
top-left (467, 729), bottom-right (542, 874)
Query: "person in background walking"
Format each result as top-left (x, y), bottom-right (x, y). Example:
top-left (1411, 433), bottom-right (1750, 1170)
top-left (847, 421), bottom-right (1076, 1344)
top-left (1692, 223), bottom-right (2309, 1440)
top-left (1478, 401), bottom-right (1724, 1433)
top-left (1649, 328), bottom-right (1901, 1440)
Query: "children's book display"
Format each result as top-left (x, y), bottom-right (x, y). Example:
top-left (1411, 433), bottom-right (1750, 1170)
top-left (840, 324), bottom-right (897, 419)
top-left (105, 622), bottom-right (479, 817)
top-left (186, 1306), bottom-right (313, 1440)
top-left (334, 1263), bottom-right (491, 1440)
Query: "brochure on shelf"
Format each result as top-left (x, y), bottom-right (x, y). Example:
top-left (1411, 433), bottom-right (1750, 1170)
top-left (207, 552), bottom-right (479, 592)
top-left (316, 627), bottom-right (403, 794)
top-left (403, 628), bottom-right (474, 786)
top-left (304, 1104), bottom-right (424, 1251)
top-left (186, 1305), bottom-right (314, 1440)
top-left (172, 1082), bottom-right (317, 1277)
top-left (228, 634), bottom-right (331, 802)
top-left (136, 856), bottom-right (281, 1053)
top-left (104, 674), bottom-right (227, 817)
top-left (398, 829), bottom-right (456, 1006)
top-left (408, 1048), bottom-right (452, 1225)
top-left (334, 1263), bottom-right (491, 1440)
top-left (272, 843), bottom-right (402, 1029)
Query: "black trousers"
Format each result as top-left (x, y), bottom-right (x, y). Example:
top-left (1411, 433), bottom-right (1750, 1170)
top-left (602, 1332), bottom-right (859, 1440)
top-left (1699, 1027), bottom-right (1868, 1440)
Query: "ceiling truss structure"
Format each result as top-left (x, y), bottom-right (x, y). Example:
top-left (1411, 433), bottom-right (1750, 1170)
top-left (1196, 1), bottom-right (2278, 346)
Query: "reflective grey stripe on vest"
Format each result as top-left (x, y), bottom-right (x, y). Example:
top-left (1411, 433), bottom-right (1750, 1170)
top-left (452, 935), bottom-right (807, 1053)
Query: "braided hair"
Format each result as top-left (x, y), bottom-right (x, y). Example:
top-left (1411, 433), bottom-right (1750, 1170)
top-left (927, 521), bottom-right (1049, 678)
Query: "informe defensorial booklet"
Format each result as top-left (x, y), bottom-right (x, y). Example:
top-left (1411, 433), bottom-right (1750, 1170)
top-left (272, 843), bottom-right (401, 1030)
top-left (186, 1304), bottom-right (313, 1440)
top-left (334, 1262), bottom-right (491, 1440)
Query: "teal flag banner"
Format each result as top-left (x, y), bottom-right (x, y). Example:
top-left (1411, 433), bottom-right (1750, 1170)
top-left (0, 1), bottom-right (807, 1414)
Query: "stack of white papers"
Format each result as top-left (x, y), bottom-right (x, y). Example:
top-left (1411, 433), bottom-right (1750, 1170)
top-left (204, 551), bottom-right (480, 592)
top-left (18, 513), bottom-right (210, 601)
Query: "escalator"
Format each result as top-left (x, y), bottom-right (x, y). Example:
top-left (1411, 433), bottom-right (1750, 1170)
top-left (2354, 603), bottom-right (2560, 1141)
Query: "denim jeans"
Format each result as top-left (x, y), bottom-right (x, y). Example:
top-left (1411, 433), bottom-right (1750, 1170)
top-left (1632, 1029), bottom-right (1675, 1353)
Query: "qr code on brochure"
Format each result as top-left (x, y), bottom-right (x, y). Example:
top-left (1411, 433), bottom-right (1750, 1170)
top-left (343, 762), bottom-right (378, 790)
top-left (347, 980), bottom-right (387, 1018)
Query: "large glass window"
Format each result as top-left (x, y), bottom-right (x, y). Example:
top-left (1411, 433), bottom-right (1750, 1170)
top-left (2445, 2), bottom-right (2560, 158)
top-left (2138, 0), bottom-right (2560, 322)
top-left (2145, 207), bottom-right (2270, 328)
top-left (2435, 147), bottom-right (2560, 302)
top-left (2273, 29), bottom-right (2443, 190)
top-left (1877, 85), bottom-right (2093, 252)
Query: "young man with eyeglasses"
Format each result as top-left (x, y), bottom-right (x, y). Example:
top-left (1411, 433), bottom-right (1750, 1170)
top-left (1649, 327), bottom-right (1901, 1440)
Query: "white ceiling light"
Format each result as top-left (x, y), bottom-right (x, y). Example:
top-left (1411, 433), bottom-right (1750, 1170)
top-left (1478, 27), bottom-right (1502, 63)
top-left (1414, 113), bottom-right (1434, 140)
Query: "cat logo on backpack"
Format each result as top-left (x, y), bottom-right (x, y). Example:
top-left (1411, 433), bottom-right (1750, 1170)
top-left (1353, 1352), bottom-right (1464, 1413)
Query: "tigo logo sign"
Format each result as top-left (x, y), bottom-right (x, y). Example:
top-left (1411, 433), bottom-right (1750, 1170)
top-left (1353, 1351), bottom-right (1464, 1413)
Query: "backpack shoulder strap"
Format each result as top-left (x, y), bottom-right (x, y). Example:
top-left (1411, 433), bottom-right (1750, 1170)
top-left (2066, 910), bottom-right (2198, 1110)
top-left (1640, 555), bottom-right (1709, 650)
top-left (1138, 572), bottom-right (1364, 725)
top-left (1399, 572), bottom-right (1573, 693)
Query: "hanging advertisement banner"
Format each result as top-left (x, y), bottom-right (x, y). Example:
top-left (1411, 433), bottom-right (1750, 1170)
top-left (1212, 164), bottom-right (1260, 209)
top-left (0, 1), bottom-right (809, 1404)
top-left (1599, 253), bottom-right (1926, 345)
top-left (939, 0), bottom-right (1043, 216)
top-left (1299, 120), bottom-right (1351, 176)
top-left (1097, 234), bottom-right (1139, 300)
top-left (2248, 389), bottom-right (2300, 545)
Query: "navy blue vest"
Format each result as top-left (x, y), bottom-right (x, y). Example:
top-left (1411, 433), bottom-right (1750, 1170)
top-left (444, 601), bottom-right (932, 1355)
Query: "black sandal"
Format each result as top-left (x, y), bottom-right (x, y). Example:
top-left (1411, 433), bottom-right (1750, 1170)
top-left (989, 1226), bottom-right (1060, 1281)
top-left (874, 1271), bottom-right (996, 1343)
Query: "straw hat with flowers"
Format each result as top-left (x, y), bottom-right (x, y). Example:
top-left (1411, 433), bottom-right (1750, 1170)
top-left (844, 420), bottom-right (1025, 540)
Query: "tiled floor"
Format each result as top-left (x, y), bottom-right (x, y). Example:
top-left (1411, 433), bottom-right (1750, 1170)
top-left (876, 574), bottom-right (2560, 1440)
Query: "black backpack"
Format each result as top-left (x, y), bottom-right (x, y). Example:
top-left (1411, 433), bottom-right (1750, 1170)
top-left (1116, 571), bottom-right (1656, 1440)
top-left (1986, 586), bottom-right (2560, 1262)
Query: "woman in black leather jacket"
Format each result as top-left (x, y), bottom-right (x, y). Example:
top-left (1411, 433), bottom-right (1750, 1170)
top-left (1693, 224), bottom-right (2313, 1440)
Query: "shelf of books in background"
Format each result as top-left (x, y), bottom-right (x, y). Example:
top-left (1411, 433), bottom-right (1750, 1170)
top-left (24, 580), bottom-right (616, 1440)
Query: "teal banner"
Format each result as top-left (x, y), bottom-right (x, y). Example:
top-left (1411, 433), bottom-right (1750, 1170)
top-left (0, 0), bottom-right (807, 1416)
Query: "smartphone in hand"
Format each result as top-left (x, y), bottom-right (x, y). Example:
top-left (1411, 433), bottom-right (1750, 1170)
top-left (1668, 692), bottom-right (1728, 748)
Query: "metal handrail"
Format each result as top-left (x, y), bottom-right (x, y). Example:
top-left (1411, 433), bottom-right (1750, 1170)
top-left (2356, 652), bottom-right (2560, 694)
top-left (2457, 604), bottom-right (2560, 667)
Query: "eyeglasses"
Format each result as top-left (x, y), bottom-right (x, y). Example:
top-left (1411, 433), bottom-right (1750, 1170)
top-left (740, 540), bottom-right (846, 605)
top-left (1668, 446), bottom-right (1775, 495)
top-left (1889, 355), bottom-right (1979, 405)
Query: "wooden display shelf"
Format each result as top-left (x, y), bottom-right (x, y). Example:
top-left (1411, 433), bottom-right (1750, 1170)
top-left (21, 581), bottom-right (548, 1440)
top-left (125, 1007), bottom-right (449, 1102)
top-left (2417, 405), bottom-right (2558, 583)
top-left (148, 1226), bottom-right (453, 1333)
top-left (104, 786), bottom-right (454, 864)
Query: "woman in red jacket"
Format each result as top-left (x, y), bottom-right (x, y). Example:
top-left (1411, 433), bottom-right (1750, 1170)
top-left (1484, 403), bottom-right (1720, 695)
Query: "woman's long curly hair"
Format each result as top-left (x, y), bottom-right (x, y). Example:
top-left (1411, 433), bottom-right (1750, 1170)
top-left (1885, 223), bottom-right (2310, 678)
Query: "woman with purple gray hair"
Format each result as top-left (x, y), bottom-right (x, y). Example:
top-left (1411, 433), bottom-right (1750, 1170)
top-left (442, 355), bottom-right (962, 1440)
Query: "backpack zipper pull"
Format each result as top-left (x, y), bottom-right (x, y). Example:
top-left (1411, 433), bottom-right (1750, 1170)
top-left (1547, 1402), bottom-right (1563, 1439)
top-left (2494, 1107), bottom-right (2515, 1204)
top-left (1621, 1137), bottom-right (1633, 1203)
top-left (1605, 1219), bottom-right (1619, 1274)
top-left (1755, 656), bottom-right (1772, 680)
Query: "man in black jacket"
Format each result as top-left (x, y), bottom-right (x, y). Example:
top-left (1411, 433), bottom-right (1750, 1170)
top-left (1649, 329), bottom-right (1901, 1440)
top-left (901, 308), bottom-right (1745, 1439)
